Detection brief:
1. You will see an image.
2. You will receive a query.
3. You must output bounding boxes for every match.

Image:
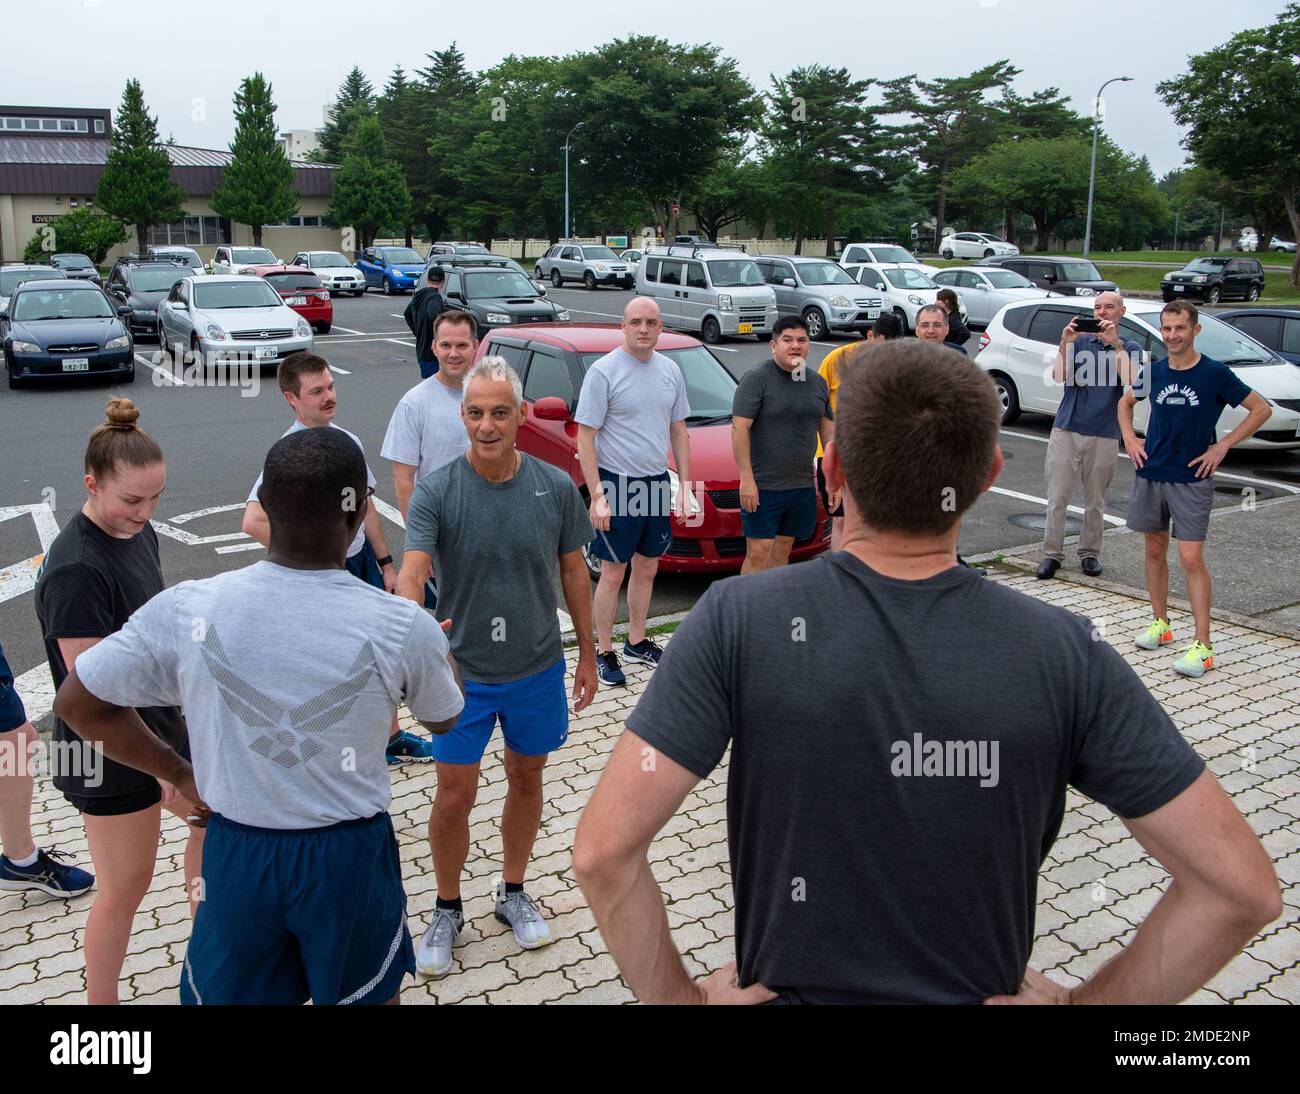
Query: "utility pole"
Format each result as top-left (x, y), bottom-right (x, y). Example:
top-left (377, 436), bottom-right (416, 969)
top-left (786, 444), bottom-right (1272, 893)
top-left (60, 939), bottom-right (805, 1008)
top-left (1083, 75), bottom-right (1133, 257)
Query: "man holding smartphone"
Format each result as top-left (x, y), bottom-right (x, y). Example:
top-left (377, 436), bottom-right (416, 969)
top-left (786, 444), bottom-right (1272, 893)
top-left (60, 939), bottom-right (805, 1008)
top-left (1036, 291), bottom-right (1140, 580)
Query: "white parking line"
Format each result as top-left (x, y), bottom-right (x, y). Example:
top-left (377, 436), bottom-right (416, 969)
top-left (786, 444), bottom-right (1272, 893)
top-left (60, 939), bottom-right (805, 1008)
top-left (215, 542), bottom-right (265, 555)
top-left (386, 339), bottom-right (416, 348)
top-left (998, 428), bottom-right (1300, 494)
top-left (315, 334), bottom-right (413, 344)
top-left (330, 325), bottom-right (365, 334)
top-left (135, 353), bottom-right (180, 385)
top-left (329, 365), bottom-right (351, 375)
top-left (987, 485), bottom-right (1127, 525)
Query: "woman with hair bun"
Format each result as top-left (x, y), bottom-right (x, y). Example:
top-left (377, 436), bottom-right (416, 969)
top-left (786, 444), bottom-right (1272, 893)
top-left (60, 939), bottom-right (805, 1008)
top-left (35, 397), bottom-right (203, 1004)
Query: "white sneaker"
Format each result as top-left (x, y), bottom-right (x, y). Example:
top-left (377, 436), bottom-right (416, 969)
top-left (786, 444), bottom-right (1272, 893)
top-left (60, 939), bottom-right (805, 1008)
top-left (415, 906), bottom-right (464, 977)
top-left (494, 882), bottom-right (552, 950)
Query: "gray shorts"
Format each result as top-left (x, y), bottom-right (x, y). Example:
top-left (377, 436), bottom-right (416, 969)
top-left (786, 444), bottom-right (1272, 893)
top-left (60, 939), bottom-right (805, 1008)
top-left (1125, 476), bottom-right (1215, 541)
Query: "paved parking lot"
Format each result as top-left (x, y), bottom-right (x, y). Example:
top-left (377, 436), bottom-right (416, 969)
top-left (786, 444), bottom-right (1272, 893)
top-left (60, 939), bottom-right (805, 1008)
top-left (2, 285), bottom-right (1299, 729)
top-left (0, 569), bottom-right (1295, 1005)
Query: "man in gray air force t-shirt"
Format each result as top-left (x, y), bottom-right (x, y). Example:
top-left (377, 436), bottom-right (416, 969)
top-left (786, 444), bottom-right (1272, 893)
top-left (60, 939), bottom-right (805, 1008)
top-left (574, 338), bottom-right (1279, 1006)
top-left (397, 356), bottom-right (597, 979)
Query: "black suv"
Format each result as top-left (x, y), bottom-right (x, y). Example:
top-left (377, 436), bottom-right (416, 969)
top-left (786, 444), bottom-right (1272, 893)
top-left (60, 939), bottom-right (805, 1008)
top-left (439, 265), bottom-right (569, 332)
top-left (104, 259), bottom-right (189, 339)
top-left (1161, 257), bottom-right (1265, 304)
top-left (49, 254), bottom-right (102, 285)
top-left (984, 255), bottom-right (1118, 297)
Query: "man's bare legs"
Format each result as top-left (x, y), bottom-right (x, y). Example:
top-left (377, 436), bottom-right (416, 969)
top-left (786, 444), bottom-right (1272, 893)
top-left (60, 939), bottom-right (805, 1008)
top-left (1144, 532), bottom-right (1171, 622)
top-left (1178, 539), bottom-right (1213, 646)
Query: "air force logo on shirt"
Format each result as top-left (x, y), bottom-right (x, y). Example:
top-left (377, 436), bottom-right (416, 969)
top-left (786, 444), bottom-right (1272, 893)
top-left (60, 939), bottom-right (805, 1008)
top-left (1155, 383), bottom-right (1199, 407)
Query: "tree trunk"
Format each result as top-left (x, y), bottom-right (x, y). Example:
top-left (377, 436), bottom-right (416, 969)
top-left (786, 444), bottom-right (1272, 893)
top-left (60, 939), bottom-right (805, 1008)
top-left (252, 225), bottom-right (263, 247)
top-left (794, 233), bottom-right (804, 256)
top-left (668, 195), bottom-right (680, 242)
top-left (935, 155), bottom-right (950, 242)
top-left (824, 199), bottom-right (836, 258)
top-left (1281, 189), bottom-right (1300, 289)
top-left (136, 223), bottom-right (147, 258)
top-left (404, 224), bottom-right (413, 247)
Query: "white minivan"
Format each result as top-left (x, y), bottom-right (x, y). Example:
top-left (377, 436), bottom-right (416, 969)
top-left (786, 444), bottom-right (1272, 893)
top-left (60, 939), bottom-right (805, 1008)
top-left (635, 245), bottom-right (777, 344)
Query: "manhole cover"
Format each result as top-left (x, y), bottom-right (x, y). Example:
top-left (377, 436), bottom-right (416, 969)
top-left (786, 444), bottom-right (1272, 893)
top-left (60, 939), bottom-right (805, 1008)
top-left (1213, 483), bottom-right (1279, 501)
top-left (1009, 512), bottom-right (1082, 533)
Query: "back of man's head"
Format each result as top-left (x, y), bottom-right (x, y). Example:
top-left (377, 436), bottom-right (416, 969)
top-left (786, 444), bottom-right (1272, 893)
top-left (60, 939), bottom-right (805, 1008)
top-left (428, 266), bottom-right (446, 286)
top-left (870, 312), bottom-right (903, 340)
top-left (259, 427), bottom-right (367, 535)
top-left (836, 340), bottom-right (1000, 535)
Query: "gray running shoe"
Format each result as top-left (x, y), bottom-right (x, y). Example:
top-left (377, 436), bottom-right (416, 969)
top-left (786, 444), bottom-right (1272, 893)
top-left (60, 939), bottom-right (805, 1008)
top-left (494, 882), bottom-right (553, 950)
top-left (416, 906), bottom-right (464, 977)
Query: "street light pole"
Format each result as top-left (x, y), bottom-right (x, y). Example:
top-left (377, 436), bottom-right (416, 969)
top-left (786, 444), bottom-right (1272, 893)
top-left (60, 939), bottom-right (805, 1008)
top-left (563, 123), bottom-right (583, 240)
top-left (1083, 76), bottom-right (1133, 258)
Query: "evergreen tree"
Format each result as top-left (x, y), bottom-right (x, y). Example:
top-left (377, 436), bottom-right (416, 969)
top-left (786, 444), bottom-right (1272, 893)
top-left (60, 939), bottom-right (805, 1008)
top-left (312, 67), bottom-right (376, 164)
top-left (211, 74), bottom-right (299, 247)
top-left (94, 80), bottom-right (187, 257)
top-left (325, 116), bottom-right (411, 249)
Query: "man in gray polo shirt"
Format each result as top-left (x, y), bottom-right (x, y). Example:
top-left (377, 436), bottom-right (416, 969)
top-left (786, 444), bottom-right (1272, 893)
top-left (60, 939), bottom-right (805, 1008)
top-left (1037, 291), bottom-right (1140, 580)
top-left (731, 314), bottom-right (833, 574)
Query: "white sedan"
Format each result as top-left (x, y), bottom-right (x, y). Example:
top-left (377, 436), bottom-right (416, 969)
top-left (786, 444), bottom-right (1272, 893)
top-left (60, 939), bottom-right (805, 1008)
top-left (843, 262), bottom-right (963, 332)
top-left (158, 274), bottom-right (313, 364)
top-left (974, 297), bottom-right (1300, 448)
top-left (291, 250), bottom-right (367, 296)
top-left (939, 232), bottom-right (1019, 260)
top-left (930, 266), bottom-right (1051, 327)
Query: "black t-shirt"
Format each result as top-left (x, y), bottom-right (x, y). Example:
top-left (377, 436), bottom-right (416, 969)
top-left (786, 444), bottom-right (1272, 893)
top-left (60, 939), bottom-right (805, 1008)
top-left (627, 552), bottom-right (1204, 1004)
top-left (35, 512), bottom-right (188, 798)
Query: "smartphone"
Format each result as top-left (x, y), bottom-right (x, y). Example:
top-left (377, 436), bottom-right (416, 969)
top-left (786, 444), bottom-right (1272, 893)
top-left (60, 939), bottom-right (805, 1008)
top-left (1074, 316), bottom-right (1102, 333)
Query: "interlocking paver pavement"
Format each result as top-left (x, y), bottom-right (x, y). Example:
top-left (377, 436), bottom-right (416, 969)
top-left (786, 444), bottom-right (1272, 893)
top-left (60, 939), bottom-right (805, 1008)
top-left (2, 569), bottom-right (1297, 1004)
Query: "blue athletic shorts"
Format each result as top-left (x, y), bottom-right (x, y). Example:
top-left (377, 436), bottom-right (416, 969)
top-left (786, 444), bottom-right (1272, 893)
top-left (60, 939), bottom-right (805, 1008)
top-left (0, 641), bottom-right (27, 733)
top-left (345, 540), bottom-right (385, 589)
top-left (432, 659), bottom-right (568, 765)
top-left (741, 486), bottom-right (817, 541)
top-left (589, 467), bottom-right (672, 564)
top-left (180, 811), bottom-right (415, 1006)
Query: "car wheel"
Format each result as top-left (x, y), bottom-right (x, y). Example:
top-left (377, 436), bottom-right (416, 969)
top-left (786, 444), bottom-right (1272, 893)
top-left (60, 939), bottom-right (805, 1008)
top-left (983, 248), bottom-right (995, 258)
top-left (6, 367), bottom-right (22, 390)
top-left (990, 373), bottom-right (1021, 425)
top-left (122, 367), bottom-right (136, 384)
top-left (701, 316), bottom-right (722, 344)
top-left (1247, 285), bottom-right (1261, 302)
top-left (316, 322), bottom-right (331, 334)
top-left (1162, 294), bottom-right (1175, 303)
top-left (1206, 286), bottom-right (1220, 304)
top-left (941, 249), bottom-right (954, 260)
top-left (582, 540), bottom-right (602, 580)
top-left (894, 307), bottom-right (910, 334)
top-left (583, 271), bottom-right (597, 291)
top-left (535, 266), bottom-right (544, 280)
top-left (382, 278), bottom-right (393, 296)
top-left (756, 332), bottom-right (769, 341)
top-left (551, 270), bottom-right (563, 288)
top-left (802, 307), bottom-right (826, 340)
top-left (352, 290), bottom-right (364, 297)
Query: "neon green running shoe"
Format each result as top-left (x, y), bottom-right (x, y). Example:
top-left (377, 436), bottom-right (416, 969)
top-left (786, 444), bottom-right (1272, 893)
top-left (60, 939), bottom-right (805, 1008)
top-left (1134, 618), bottom-right (1174, 650)
top-left (1173, 640), bottom-right (1215, 677)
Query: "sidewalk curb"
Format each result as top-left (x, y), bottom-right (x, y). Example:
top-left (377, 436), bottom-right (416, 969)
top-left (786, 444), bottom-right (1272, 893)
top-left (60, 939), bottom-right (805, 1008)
top-left (561, 610), bottom-right (689, 648)
top-left (988, 557), bottom-right (1300, 642)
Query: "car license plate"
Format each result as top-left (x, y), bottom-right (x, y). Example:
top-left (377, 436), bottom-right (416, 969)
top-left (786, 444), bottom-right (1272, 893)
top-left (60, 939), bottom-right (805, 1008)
top-left (255, 346), bottom-right (279, 359)
top-left (62, 358), bottom-right (89, 372)
top-left (286, 296), bottom-right (306, 305)
top-left (737, 323), bottom-right (752, 334)
top-left (866, 309), bottom-right (880, 320)
top-left (1174, 285), bottom-right (1184, 292)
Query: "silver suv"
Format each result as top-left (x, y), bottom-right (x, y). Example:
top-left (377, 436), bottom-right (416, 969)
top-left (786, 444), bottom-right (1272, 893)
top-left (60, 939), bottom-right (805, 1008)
top-left (754, 255), bottom-right (884, 340)
top-left (535, 243), bottom-right (633, 290)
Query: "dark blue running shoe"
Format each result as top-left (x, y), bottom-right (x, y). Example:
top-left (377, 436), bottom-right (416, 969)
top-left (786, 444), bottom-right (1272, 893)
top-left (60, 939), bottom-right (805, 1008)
top-left (0, 849), bottom-right (94, 898)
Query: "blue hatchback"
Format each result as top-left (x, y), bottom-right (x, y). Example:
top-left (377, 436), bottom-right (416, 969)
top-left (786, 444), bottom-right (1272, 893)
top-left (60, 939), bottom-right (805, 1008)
top-left (1, 280), bottom-right (134, 389)
top-left (356, 246), bottom-right (426, 295)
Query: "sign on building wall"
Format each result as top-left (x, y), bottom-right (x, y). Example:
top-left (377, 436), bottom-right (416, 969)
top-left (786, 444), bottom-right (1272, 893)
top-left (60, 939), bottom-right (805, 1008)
top-left (31, 214), bottom-right (59, 224)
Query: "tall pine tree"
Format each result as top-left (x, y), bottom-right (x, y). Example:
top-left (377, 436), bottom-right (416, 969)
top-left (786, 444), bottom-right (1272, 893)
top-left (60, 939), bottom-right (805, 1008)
top-left (325, 116), bottom-right (411, 249)
top-left (95, 80), bottom-right (187, 257)
top-left (312, 67), bottom-right (376, 164)
top-left (211, 74), bottom-right (299, 247)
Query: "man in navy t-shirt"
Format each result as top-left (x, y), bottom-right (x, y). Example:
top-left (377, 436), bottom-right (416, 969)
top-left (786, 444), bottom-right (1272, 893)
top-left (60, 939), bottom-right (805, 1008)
top-left (1037, 292), bottom-right (1140, 581)
top-left (1118, 300), bottom-right (1271, 678)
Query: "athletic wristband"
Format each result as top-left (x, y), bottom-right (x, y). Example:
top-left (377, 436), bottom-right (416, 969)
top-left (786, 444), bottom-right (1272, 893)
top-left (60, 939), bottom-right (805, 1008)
top-left (376, 555), bottom-right (394, 568)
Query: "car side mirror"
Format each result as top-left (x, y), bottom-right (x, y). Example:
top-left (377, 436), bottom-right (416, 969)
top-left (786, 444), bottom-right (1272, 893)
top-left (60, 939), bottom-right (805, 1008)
top-left (447, 291), bottom-right (463, 301)
top-left (0, 309), bottom-right (7, 322)
top-left (533, 396), bottom-right (570, 421)
top-left (782, 278), bottom-right (796, 287)
top-left (1045, 274), bottom-right (1057, 282)
top-left (537, 286), bottom-right (547, 296)
top-left (117, 305), bottom-right (132, 316)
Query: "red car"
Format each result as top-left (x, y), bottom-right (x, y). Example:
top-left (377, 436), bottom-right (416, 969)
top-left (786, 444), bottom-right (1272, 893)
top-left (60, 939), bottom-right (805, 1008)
top-left (473, 324), bottom-right (831, 574)
top-left (240, 264), bottom-right (333, 333)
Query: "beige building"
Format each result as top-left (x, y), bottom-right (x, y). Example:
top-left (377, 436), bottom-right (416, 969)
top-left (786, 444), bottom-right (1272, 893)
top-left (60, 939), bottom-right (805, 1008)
top-left (0, 104), bottom-right (339, 266)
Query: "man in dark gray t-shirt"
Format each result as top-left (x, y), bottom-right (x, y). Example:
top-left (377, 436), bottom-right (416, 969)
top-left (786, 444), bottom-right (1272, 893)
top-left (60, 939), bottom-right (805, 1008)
top-left (731, 315), bottom-right (833, 574)
top-left (574, 339), bottom-right (1280, 1005)
top-left (397, 357), bottom-right (597, 980)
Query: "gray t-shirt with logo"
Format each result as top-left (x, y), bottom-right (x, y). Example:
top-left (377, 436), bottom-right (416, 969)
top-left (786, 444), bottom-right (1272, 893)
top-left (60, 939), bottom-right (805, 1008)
top-left (731, 358), bottom-right (831, 490)
top-left (404, 454), bottom-right (594, 683)
top-left (249, 420), bottom-right (376, 559)
top-left (75, 561), bottom-right (464, 830)
top-left (381, 375), bottom-right (470, 483)
top-left (627, 552), bottom-right (1204, 1003)
top-left (574, 347), bottom-right (691, 478)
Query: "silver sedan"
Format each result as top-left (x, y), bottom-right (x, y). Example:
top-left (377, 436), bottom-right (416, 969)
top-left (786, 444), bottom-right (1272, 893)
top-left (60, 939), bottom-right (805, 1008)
top-left (930, 265), bottom-right (1051, 327)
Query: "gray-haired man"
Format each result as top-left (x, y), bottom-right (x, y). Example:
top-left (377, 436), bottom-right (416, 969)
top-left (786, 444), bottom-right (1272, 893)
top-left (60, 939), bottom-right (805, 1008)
top-left (1037, 291), bottom-right (1139, 580)
top-left (395, 356), bottom-right (597, 980)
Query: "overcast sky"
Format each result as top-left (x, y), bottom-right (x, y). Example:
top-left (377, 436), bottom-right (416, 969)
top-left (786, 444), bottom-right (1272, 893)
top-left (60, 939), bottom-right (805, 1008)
top-left (8, 0), bottom-right (1283, 176)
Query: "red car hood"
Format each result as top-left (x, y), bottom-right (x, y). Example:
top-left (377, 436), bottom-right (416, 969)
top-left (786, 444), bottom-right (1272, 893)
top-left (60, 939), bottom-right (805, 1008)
top-left (670, 421), bottom-right (737, 485)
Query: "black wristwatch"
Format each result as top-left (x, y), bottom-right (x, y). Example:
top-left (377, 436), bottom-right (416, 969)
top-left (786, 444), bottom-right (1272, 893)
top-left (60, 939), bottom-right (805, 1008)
top-left (376, 554), bottom-right (394, 568)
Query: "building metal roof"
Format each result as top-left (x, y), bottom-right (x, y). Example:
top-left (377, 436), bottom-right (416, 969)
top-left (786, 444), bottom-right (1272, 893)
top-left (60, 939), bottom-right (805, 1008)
top-left (0, 137), bottom-right (334, 196)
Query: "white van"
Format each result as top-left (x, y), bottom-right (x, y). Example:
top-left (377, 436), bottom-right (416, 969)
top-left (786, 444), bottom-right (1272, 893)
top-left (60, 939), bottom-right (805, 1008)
top-left (635, 244), bottom-right (776, 343)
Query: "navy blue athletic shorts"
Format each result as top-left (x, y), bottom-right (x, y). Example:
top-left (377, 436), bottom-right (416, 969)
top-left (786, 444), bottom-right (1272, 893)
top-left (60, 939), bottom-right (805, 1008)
top-left (589, 467), bottom-right (672, 564)
top-left (741, 486), bottom-right (817, 541)
top-left (0, 641), bottom-right (26, 733)
top-left (180, 811), bottom-right (415, 1005)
